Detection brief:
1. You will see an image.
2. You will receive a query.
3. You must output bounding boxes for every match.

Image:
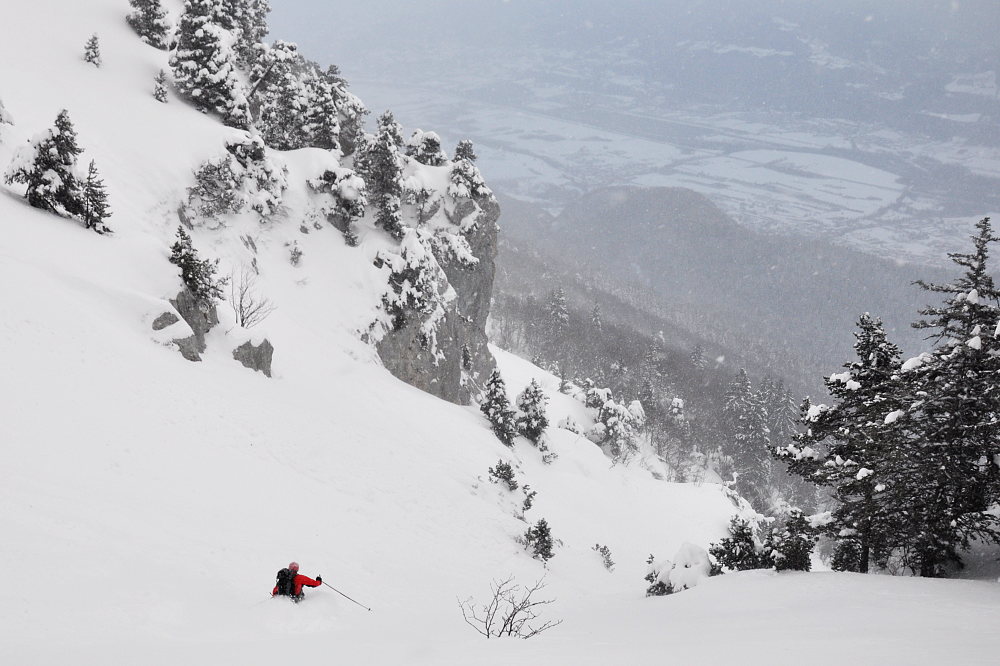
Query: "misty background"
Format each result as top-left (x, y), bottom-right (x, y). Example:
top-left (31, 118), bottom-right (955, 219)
top-left (267, 0), bottom-right (999, 394)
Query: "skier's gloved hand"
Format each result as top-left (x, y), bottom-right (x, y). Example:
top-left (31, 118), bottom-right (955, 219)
top-left (316, 575), bottom-right (322, 583)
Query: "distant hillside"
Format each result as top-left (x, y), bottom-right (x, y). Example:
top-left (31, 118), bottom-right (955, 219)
top-left (498, 187), bottom-right (953, 391)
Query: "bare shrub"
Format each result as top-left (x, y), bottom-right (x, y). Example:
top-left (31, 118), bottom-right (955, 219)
top-left (229, 266), bottom-right (276, 328)
top-left (458, 576), bottom-right (562, 639)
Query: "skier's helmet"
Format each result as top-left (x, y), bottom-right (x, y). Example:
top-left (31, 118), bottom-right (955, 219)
top-left (288, 561), bottom-right (300, 573)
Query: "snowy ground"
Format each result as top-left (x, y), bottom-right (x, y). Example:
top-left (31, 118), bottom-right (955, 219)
top-left (2, 2), bottom-right (1000, 664)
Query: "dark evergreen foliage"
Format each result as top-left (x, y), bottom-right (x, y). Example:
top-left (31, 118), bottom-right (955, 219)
top-left (169, 0), bottom-right (250, 129)
top-left (81, 160), bottom-right (112, 234)
top-left (4, 110), bottom-right (84, 218)
top-left (169, 226), bottom-right (227, 310)
top-left (488, 459), bottom-right (518, 491)
top-left (774, 313), bottom-right (901, 573)
top-left (524, 518), bottom-right (555, 562)
top-left (516, 379), bottom-right (549, 445)
top-left (708, 517), bottom-right (772, 572)
top-left (593, 544), bottom-right (615, 571)
top-left (644, 554), bottom-right (672, 596)
top-left (480, 369), bottom-right (518, 447)
top-left (770, 509), bottom-right (816, 572)
top-left (126, 0), bottom-right (170, 49)
top-left (153, 70), bottom-right (169, 103)
top-left (454, 139), bottom-right (477, 162)
top-left (360, 111), bottom-right (405, 240)
top-left (84, 34), bottom-right (102, 67)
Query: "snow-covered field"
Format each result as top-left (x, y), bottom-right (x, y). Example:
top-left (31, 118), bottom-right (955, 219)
top-left (2, 2), bottom-right (1000, 664)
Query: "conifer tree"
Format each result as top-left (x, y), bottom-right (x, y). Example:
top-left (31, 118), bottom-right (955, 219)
top-left (721, 369), bottom-right (772, 508)
top-left (84, 34), bottom-right (102, 67)
top-left (81, 160), bottom-right (112, 234)
top-left (153, 70), bottom-right (169, 103)
top-left (481, 369), bottom-right (518, 447)
top-left (516, 379), bottom-right (549, 445)
top-left (126, 0), bottom-right (170, 49)
top-left (775, 314), bottom-right (902, 573)
top-left (524, 518), bottom-right (555, 562)
top-left (169, 226), bottom-right (227, 309)
top-left (708, 517), bottom-right (771, 572)
top-left (362, 111), bottom-right (405, 240)
top-left (169, 0), bottom-right (250, 129)
top-left (454, 139), bottom-right (477, 162)
top-left (770, 509), bottom-right (816, 572)
top-left (897, 217), bottom-right (1000, 576)
top-left (405, 130), bottom-right (447, 166)
top-left (4, 110), bottom-right (84, 217)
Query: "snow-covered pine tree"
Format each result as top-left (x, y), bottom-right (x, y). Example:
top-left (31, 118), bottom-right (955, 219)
top-left (219, 0), bottom-right (270, 65)
top-left (153, 70), bottom-right (169, 102)
top-left (480, 369), bottom-right (518, 447)
top-left (721, 369), bottom-right (772, 509)
top-left (769, 509), bottom-right (816, 572)
top-left (405, 130), bottom-right (447, 166)
top-left (516, 379), bottom-right (549, 445)
top-left (708, 517), bottom-right (771, 572)
top-left (362, 111), bottom-right (405, 240)
top-left (126, 0), bottom-right (170, 49)
top-left (597, 399), bottom-right (638, 462)
top-left (169, 226), bottom-right (227, 310)
top-left (454, 139), bottom-right (477, 162)
top-left (84, 34), bottom-right (102, 67)
top-left (524, 518), bottom-right (555, 562)
top-left (169, 0), bottom-right (251, 129)
top-left (4, 109), bottom-right (84, 218)
top-left (774, 313), bottom-right (902, 573)
top-left (80, 160), bottom-right (112, 234)
top-left (301, 73), bottom-right (341, 151)
top-left (249, 41), bottom-right (306, 149)
top-left (896, 217), bottom-right (1000, 576)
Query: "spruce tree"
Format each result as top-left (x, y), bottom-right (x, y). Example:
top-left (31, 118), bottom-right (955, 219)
top-left (774, 314), bottom-right (902, 573)
top-left (898, 217), bottom-right (1000, 576)
top-left (126, 0), bottom-right (170, 49)
top-left (153, 70), bottom-right (169, 102)
top-left (481, 369), bottom-right (518, 447)
top-left (524, 518), bottom-right (555, 562)
top-left (4, 110), bottom-right (84, 217)
top-left (169, 226), bottom-right (227, 310)
top-left (84, 34), bottom-right (102, 67)
top-left (516, 379), bottom-right (549, 445)
top-left (454, 139), bottom-right (477, 162)
top-left (708, 517), bottom-right (771, 572)
top-left (405, 130), bottom-right (447, 166)
top-left (721, 369), bottom-right (772, 509)
top-left (770, 509), bottom-right (816, 572)
top-left (81, 160), bottom-right (112, 234)
top-left (362, 111), bottom-right (405, 240)
top-left (169, 0), bottom-right (250, 129)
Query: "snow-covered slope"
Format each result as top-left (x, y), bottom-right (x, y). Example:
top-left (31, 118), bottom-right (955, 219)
top-left (1, 3), bottom-right (999, 665)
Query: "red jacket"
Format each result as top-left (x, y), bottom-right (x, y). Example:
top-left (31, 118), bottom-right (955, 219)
top-left (273, 573), bottom-right (321, 597)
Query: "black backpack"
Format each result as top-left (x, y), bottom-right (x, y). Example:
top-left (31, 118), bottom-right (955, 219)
top-left (275, 568), bottom-right (296, 596)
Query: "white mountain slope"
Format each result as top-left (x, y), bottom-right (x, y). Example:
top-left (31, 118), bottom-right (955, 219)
top-left (1, 2), bottom-right (999, 665)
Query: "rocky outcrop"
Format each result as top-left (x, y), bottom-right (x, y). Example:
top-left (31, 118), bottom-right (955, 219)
top-left (232, 339), bottom-right (274, 377)
top-left (149, 288), bottom-right (219, 362)
top-left (375, 191), bottom-right (499, 405)
top-left (434, 193), bottom-right (499, 397)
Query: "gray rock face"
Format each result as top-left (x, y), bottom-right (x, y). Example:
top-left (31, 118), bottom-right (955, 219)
top-left (232, 339), bottom-right (274, 377)
top-left (167, 288), bottom-right (219, 362)
top-left (376, 193), bottom-right (499, 405)
top-left (151, 312), bottom-right (180, 331)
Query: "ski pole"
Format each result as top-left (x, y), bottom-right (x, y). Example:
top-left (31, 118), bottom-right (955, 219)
top-left (323, 581), bottom-right (372, 611)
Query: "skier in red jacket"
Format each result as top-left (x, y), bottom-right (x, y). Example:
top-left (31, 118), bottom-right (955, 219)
top-left (272, 561), bottom-right (322, 601)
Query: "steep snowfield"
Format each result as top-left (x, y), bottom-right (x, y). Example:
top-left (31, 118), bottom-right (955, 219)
top-left (2, 2), bottom-right (1000, 664)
